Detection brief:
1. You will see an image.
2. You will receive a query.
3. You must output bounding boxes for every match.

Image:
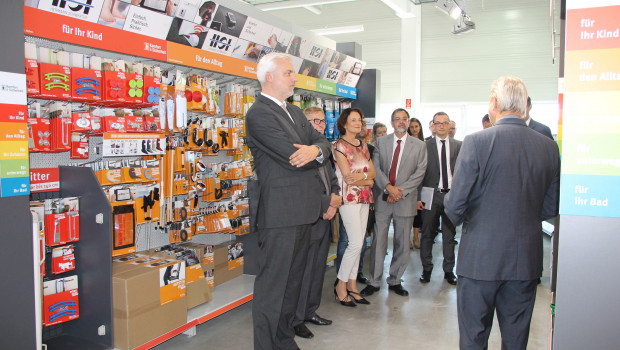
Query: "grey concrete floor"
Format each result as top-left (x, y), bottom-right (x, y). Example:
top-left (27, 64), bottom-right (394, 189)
top-left (154, 230), bottom-right (553, 349)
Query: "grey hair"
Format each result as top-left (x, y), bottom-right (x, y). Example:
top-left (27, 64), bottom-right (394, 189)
top-left (256, 52), bottom-right (293, 85)
top-left (490, 76), bottom-right (528, 117)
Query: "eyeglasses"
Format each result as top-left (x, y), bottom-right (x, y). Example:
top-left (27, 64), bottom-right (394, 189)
top-left (434, 122), bottom-right (450, 126)
top-left (310, 119), bottom-right (326, 125)
top-left (393, 117), bottom-right (408, 122)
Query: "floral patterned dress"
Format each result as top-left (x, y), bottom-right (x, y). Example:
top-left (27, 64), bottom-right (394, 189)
top-left (333, 138), bottom-right (374, 205)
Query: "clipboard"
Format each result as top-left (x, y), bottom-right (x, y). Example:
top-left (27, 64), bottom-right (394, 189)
top-left (420, 187), bottom-right (434, 210)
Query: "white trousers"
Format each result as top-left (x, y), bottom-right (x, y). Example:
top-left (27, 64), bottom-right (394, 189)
top-left (337, 203), bottom-right (369, 282)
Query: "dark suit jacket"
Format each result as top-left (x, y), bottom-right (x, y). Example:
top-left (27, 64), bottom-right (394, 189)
top-left (419, 136), bottom-right (462, 191)
top-left (444, 116), bottom-right (560, 281)
top-left (312, 164), bottom-right (339, 240)
top-left (246, 94), bottom-right (331, 229)
top-left (529, 118), bottom-right (554, 140)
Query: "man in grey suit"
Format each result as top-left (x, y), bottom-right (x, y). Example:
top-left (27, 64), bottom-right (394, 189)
top-left (417, 112), bottom-right (462, 285)
top-left (360, 108), bottom-right (427, 297)
top-left (525, 96), bottom-right (554, 140)
top-left (246, 53), bottom-right (332, 350)
top-left (444, 76), bottom-right (560, 350)
top-left (292, 107), bottom-right (342, 339)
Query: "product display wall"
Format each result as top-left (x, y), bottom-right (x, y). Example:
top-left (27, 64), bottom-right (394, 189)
top-left (19, 1), bottom-right (364, 349)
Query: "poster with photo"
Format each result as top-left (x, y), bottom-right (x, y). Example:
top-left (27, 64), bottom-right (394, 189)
top-left (38, 0), bottom-right (103, 23)
top-left (314, 48), bottom-right (334, 78)
top-left (98, 0), bottom-right (131, 28)
top-left (239, 17), bottom-right (273, 48)
top-left (321, 67), bottom-right (342, 83)
top-left (166, 18), bottom-right (209, 48)
top-left (287, 35), bottom-right (304, 57)
top-left (298, 59), bottom-right (319, 77)
top-left (289, 55), bottom-right (304, 73)
top-left (174, 0), bottom-right (201, 21)
top-left (192, 0), bottom-right (218, 26)
top-left (209, 5), bottom-right (248, 38)
top-left (122, 5), bottom-right (174, 39)
top-left (230, 39), bottom-right (262, 62)
top-left (339, 56), bottom-right (366, 76)
top-left (303, 43), bottom-right (329, 64)
top-left (266, 28), bottom-right (293, 52)
top-left (201, 28), bottom-right (239, 56)
top-left (257, 46), bottom-right (276, 62)
top-left (342, 73), bottom-right (361, 87)
top-left (129, 0), bottom-right (178, 16)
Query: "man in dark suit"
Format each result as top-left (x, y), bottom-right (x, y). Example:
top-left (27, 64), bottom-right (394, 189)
top-left (292, 107), bottom-right (342, 339)
top-left (246, 53), bottom-right (332, 350)
top-left (417, 112), bottom-right (462, 285)
top-left (525, 96), bottom-right (554, 140)
top-left (444, 76), bottom-right (560, 349)
top-left (360, 108), bottom-right (427, 297)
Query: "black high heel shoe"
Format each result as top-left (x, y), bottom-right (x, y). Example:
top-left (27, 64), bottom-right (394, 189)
top-left (347, 290), bottom-right (370, 305)
top-left (334, 288), bottom-right (356, 307)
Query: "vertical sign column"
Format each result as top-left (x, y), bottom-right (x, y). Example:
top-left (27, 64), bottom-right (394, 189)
top-left (0, 71), bottom-right (30, 197)
top-left (560, 1), bottom-right (620, 218)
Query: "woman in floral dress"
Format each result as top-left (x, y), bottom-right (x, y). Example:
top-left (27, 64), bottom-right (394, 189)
top-left (333, 108), bottom-right (376, 306)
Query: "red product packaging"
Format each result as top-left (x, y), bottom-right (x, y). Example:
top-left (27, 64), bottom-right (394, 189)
top-left (71, 67), bottom-right (102, 102)
top-left (103, 71), bottom-right (127, 104)
top-left (102, 116), bottom-right (126, 133)
top-left (29, 117), bottom-right (52, 153)
top-left (144, 116), bottom-right (161, 133)
top-left (70, 133), bottom-right (89, 159)
top-left (51, 244), bottom-right (76, 275)
top-left (44, 197), bottom-right (80, 246)
top-left (39, 63), bottom-right (72, 100)
top-left (43, 276), bottom-right (79, 326)
top-left (125, 115), bottom-right (144, 133)
top-left (49, 116), bottom-right (72, 152)
top-left (71, 112), bottom-right (92, 133)
top-left (125, 73), bottom-right (144, 105)
top-left (26, 58), bottom-right (41, 96)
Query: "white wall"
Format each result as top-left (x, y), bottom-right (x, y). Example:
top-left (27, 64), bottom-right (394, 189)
top-left (416, 0), bottom-right (562, 139)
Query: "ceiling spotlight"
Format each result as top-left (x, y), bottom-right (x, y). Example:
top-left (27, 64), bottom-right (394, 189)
top-left (435, 0), bottom-right (463, 19)
top-left (452, 14), bottom-right (476, 35)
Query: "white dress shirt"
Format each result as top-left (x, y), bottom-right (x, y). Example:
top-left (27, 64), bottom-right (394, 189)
top-left (435, 136), bottom-right (453, 189)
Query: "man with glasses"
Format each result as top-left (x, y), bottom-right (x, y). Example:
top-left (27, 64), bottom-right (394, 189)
top-left (360, 108), bottom-right (427, 297)
top-left (449, 121), bottom-right (457, 138)
top-left (291, 107), bottom-right (342, 340)
top-left (418, 112), bottom-right (462, 285)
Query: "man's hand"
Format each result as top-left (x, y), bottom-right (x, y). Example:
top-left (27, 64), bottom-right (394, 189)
top-left (290, 144), bottom-right (319, 167)
top-left (387, 196), bottom-right (397, 203)
top-left (386, 184), bottom-right (404, 201)
top-left (417, 201), bottom-right (425, 211)
top-left (330, 194), bottom-right (342, 209)
top-left (323, 206), bottom-right (337, 220)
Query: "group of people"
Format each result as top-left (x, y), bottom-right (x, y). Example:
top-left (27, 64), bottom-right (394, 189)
top-left (246, 52), bottom-right (559, 350)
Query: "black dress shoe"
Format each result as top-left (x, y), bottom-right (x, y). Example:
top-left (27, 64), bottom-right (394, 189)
top-left (305, 315), bottom-right (332, 326)
top-left (419, 270), bottom-right (431, 283)
top-left (347, 290), bottom-right (370, 304)
top-left (294, 324), bottom-right (314, 339)
top-left (359, 285), bottom-right (380, 297)
top-left (357, 272), bottom-right (369, 284)
top-left (444, 272), bottom-right (457, 285)
top-left (388, 284), bottom-right (409, 296)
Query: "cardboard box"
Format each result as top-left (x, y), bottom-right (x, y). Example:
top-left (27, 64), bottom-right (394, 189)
top-left (214, 263), bottom-right (243, 286)
top-left (151, 245), bottom-right (213, 308)
top-left (213, 242), bottom-right (244, 286)
top-left (113, 263), bottom-right (187, 350)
